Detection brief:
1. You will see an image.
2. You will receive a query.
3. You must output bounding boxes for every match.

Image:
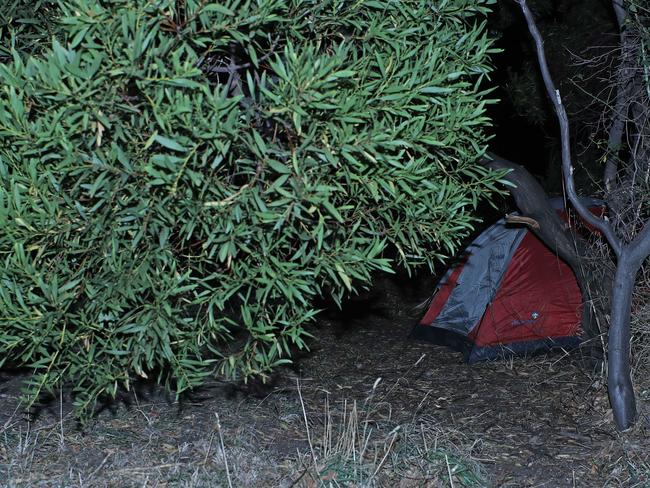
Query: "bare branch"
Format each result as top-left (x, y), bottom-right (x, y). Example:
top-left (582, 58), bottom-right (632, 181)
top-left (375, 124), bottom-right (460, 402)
top-left (516, 0), bottom-right (623, 257)
top-left (604, 0), bottom-right (634, 191)
top-left (612, 0), bottom-right (626, 29)
top-left (505, 214), bottom-right (540, 229)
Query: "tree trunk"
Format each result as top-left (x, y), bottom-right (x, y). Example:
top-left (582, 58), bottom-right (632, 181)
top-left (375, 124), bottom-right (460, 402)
top-left (608, 254), bottom-right (639, 429)
top-left (516, 0), bottom-right (650, 430)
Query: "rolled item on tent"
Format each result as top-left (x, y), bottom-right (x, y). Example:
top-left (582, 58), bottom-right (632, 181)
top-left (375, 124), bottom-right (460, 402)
top-left (411, 197), bottom-right (604, 362)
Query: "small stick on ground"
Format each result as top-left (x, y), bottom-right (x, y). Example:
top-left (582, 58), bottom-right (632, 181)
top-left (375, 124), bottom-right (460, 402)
top-left (215, 413), bottom-right (233, 488)
top-left (297, 378), bottom-right (318, 468)
top-left (58, 388), bottom-right (64, 450)
top-left (446, 453), bottom-right (455, 488)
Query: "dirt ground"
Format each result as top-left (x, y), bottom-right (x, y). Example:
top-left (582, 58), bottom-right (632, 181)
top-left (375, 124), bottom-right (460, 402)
top-left (1, 273), bottom-right (649, 487)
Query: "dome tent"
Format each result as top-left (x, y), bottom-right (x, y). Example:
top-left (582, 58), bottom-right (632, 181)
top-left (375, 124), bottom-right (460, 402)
top-left (411, 198), bottom-right (603, 362)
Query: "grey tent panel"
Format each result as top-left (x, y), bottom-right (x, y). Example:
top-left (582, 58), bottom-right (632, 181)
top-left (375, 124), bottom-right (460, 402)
top-left (432, 220), bottom-right (526, 335)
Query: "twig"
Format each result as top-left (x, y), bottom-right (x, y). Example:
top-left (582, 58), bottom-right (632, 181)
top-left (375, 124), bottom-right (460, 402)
top-left (215, 413), bottom-right (233, 488)
top-left (88, 451), bottom-right (113, 479)
top-left (108, 463), bottom-right (184, 473)
top-left (505, 214), bottom-right (540, 229)
top-left (288, 461), bottom-right (311, 488)
top-left (58, 387), bottom-right (64, 450)
top-left (379, 353), bottom-right (426, 403)
top-left (202, 431), bottom-right (215, 466)
top-left (297, 378), bottom-right (318, 468)
top-left (445, 454), bottom-right (455, 488)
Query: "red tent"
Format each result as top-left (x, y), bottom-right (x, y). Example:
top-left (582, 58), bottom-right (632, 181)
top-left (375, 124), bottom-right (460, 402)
top-left (411, 198), bottom-right (603, 362)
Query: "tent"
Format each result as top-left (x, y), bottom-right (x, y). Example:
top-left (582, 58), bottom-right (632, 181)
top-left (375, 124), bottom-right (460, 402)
top-left (411, 198), bottom-right (603, 363)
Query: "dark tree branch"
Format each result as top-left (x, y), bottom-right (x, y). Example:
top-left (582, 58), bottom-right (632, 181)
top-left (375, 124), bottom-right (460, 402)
top-left (484, 153), bottom-right (587, 267)
top-left (612, 0), bottom-right (626, 27)
top-left (604, 0), bottom-right (633, 191)
top-left (629, 216), bottom-right (650, 264)
top-left (483, 153), bottom-right (606, 346)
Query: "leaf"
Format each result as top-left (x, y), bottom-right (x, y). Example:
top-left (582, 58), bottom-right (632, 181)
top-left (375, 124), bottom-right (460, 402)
top-left (267, 159), bottom-right (291, 174)
top-left (154, 135), bottom-right (187, 152)
top-left (421, 86), bottom-right (454, 94)
top-left (335, 263), bottom-right (352, 291)
top-left (326, 70), bottom-right (355, 81)
top-left (202, 4), bottom-right (235, 15)
top-left (69, 27), bottom-right (89, 49)
top-left (164, 78), bottom-right (202, 89)
top-left (322, 200), bottom-right (344, 223)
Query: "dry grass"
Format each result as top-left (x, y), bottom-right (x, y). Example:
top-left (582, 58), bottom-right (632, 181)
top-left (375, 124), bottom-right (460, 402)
top-left (0, 378), bottom-right (486, 488)
top-left (286, 379), bottom-right (487, 487)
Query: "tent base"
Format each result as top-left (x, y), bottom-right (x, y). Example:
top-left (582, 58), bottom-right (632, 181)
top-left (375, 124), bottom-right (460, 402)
top-left (410, 323), bottom-right (581, 363)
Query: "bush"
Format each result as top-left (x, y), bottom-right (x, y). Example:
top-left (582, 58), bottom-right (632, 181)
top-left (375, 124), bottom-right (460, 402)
top-left (0, 0), bottom-right (504, 416)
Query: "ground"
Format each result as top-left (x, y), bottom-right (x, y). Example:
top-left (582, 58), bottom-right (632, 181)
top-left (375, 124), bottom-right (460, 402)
top-left (1, 274), bottom-right (649, 487)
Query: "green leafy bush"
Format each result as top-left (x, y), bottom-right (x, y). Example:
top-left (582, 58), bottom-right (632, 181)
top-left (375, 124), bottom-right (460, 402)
top-left (0, 0), bottom-right (504, 416)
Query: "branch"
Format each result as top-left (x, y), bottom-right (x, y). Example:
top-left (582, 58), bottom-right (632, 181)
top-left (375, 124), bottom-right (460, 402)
top-left (629, 216), bottom-right (650, 267)
top-left (505, 214), bottom-right (540, 229)
top-left (612, 0), bottom-right (626, 28)
top-left (483, 152), bottom-right (589, 269)
top-left (482, 152), bottom-right (607, 343)
top-left (517, 0), bottom-right (623, 258)
top-left (604, 0), bottom-right (634, 191)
